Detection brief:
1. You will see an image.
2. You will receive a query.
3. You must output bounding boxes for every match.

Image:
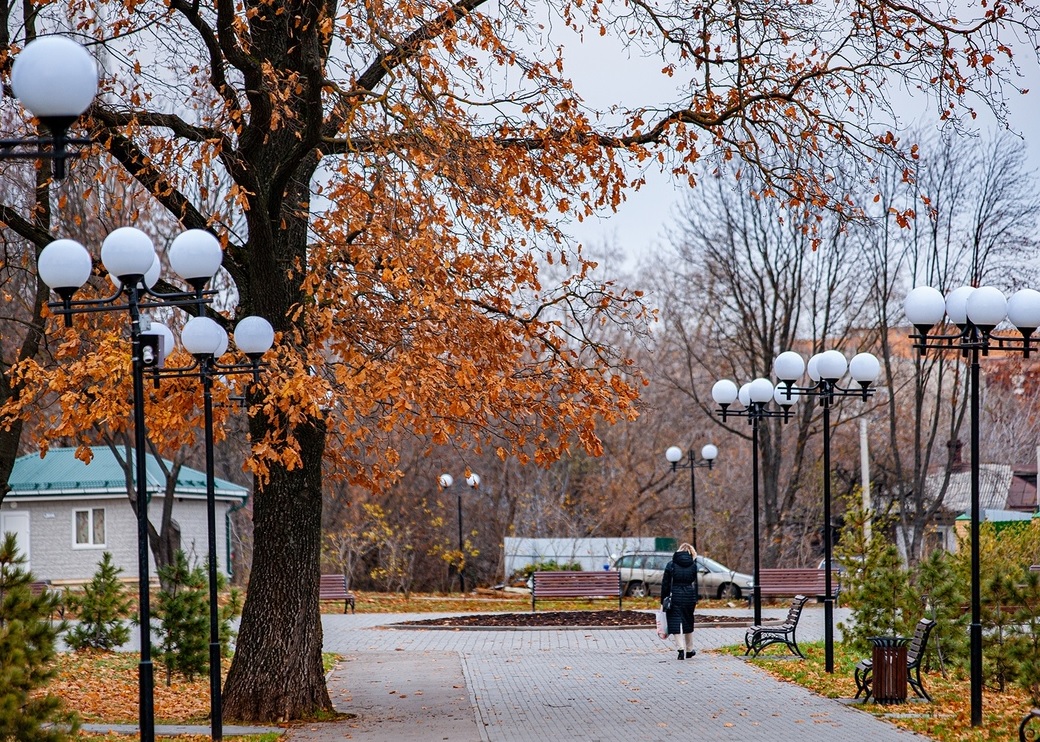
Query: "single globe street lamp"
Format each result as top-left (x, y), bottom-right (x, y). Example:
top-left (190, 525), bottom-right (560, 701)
top-left (2, 36), bottom-right (98, 178)
top-left (438, 472), bottom-right (481, 593)
top-left (711, 377), bottom-right (797, 625)
top-left (664, 444), bottom-right (719, 550)
top-left (773, 348), bottom-right (881, 673)
top-left (904, 283), bottom-right (1040, 727)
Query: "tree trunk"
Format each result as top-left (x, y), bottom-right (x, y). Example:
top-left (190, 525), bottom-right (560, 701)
top-left (222, 417), bottom-right (331, 720)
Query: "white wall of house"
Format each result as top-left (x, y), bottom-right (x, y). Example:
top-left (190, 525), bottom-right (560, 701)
top-left (1, 495), bottom-right (236, 584)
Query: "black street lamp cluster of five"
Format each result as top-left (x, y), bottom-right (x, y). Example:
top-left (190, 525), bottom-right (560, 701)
top-left (8, 32), bottom-right (1040, 738)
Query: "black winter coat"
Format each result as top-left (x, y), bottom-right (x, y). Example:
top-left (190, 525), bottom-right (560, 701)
top-left (661, 550), bottom-right (699, 635)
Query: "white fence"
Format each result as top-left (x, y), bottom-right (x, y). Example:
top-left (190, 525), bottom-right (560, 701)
top-left (503, 537), bottom-right (667, 580)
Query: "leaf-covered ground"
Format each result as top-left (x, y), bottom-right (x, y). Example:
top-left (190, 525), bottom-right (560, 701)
top-left (722, 640), bottom-right (1039, 742)
top-left (54, 650), bottom-right (217, 725)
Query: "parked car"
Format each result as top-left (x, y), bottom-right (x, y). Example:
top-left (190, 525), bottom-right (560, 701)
top-left (610, 551), bottom-right (754, 599)
top-left (816, 555), bottom-right (864, 575)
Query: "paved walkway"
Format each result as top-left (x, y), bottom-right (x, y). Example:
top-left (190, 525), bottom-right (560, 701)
top-left (283, 605), bottom-right (928, 741)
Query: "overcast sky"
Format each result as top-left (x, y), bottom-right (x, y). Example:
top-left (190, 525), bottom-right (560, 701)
top-left (554, 25), bottom-right (1040, 271)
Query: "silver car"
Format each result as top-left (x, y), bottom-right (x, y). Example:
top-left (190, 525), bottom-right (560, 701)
top-left (611, 551), bottom-right (754, 599)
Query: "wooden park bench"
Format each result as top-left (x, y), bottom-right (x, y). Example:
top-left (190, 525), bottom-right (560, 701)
top-left (744, 594), bottom-right (810, 658)
top-left (757, 568), bottom-right (840, 602)
top-left (1030, 564), bottom-right (1040, 573)
top-left (854, 617), bottom-right (936, 703)
top-left (530, 571), bottom-right (622, 612)
top-left (319, 574), bottom-right (356, 614)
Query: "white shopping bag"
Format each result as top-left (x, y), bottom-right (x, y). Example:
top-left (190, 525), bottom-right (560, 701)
top-left (655, 609), bottom-right (669, 640)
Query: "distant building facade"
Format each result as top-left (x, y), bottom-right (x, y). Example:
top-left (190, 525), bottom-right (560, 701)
top-left (0, 447), bottom-right (248, 584)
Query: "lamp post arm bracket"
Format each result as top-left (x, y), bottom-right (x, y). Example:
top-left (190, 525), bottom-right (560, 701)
top-left (47, 295), bottom-right (129, 315)
top-left (140, 286), bottom-right (217, 304)
top-left (0, 136), bottom-right (92, 154)
top-left (153, 363), bottom-right (203, 379)
top-left (212, 360), bottom-right (263, 376)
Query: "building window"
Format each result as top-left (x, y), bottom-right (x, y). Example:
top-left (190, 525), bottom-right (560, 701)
top-left (925, 525), bottom-right (950, 555)
top-left (74, 508), bottom-right (106, 547)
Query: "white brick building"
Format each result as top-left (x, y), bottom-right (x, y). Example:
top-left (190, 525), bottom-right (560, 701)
top-left (0, 447), bottom-right (248, 584)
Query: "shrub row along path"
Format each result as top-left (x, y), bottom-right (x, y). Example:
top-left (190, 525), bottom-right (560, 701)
top-left (283, 605), bottom-right (926, 742)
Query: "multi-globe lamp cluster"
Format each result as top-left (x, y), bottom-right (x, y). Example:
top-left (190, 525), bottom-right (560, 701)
top-left (904, 282), bottom-right (1040, 727)
top-left (38, 229), bottom-right (274, 742)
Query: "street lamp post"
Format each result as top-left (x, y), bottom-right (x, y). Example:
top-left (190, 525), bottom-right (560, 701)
top-left (153, 292), bottom-right (274, 739)
top-left (3, 36), bottom-right (98, 178)
top-left (664, 444), bottom-right (719, 550)
top-left (711, 377), bottom-right (797, 625)
top-left (438, 472), bottom-right (481, 592)
top-left (773, 349), bottom-right (881, 673)
top-left (37, 228), bottom-right (229, 742)
top-left (904, 284), bottom-right (1040, 727)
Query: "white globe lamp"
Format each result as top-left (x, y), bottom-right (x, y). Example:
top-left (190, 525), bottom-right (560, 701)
top-left (904, 286), bottom-right (947, 329)
top-left (101, 227), bottom-right (156, 283)
top-left (773, 351), bottom-right (805, 382)
top-left (816, 350), bottom-right (848, 382)
top-left (169, 230), bottom-right (223, 290)
top-left (748, 378), bottom-right (774, 404)
top-left (965, 286), bottom-right (1007, 330)
top-left (711, 379), bottom-right (739, 406)
top-left (234, 316), bottom-right (274, 358)
top-left (38, 239), bottom-right (92, 298)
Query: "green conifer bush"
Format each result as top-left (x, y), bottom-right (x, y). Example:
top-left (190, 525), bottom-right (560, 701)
top-left (65, 552), bottom-right (133, 651)
top-left (155, 550), bottom-right (209, 685)
top-left (0, 533), bottom-right (77, 741)
top-left (154, 551), bottom-right (242, 685)
top-left (914, 547), bottom-right (968, 675)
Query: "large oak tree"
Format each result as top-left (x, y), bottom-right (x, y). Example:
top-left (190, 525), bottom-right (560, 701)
top-left (1, 0), bottom-right (1037, 722)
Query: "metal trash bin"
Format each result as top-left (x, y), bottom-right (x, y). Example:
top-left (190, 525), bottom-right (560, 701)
top-left (870, 636), bottom-right (909, 704)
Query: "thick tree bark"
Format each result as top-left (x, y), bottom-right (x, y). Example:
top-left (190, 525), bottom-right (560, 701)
top-left (222, 415), bottom-right (331, 720)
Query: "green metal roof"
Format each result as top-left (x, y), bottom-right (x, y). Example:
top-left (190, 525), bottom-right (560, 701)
top-left (7, 447), bottom-right (248, 501)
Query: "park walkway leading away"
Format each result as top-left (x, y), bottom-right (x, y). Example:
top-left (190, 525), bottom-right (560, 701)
top-left (284, 605), bottom-right (927, 741)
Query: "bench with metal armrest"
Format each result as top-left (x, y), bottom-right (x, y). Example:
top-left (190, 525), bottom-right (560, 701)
top-left (744, 594), bottom-right (810, 658)
top-left (854, 618), bottom-right (936, 702)
top-left (319, 574), bottom-right (356, 614)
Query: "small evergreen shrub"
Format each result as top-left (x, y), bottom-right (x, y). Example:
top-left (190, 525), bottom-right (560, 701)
top-left (154, 551), bottom-right (242, 686)
top-left (517, 560), bottom-right (583, 581)
top-left (913, 547), bottom-right (968, 675)
top-left (154, 550), bottom-right (208, 685)
top-left (65, 552), bottom-right (133, 651)
top-left (836, 499), bottom-right (916, 655)
top-left (981, 572), bottom-right (1020, 692)
top-left (1010, 568), bottom-right (1040, 704)
top-left (0, 533), bottom-right (77, 741)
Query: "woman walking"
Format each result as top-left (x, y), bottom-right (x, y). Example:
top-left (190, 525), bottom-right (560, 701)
top-left (662, 543), bottom-right (700, 660)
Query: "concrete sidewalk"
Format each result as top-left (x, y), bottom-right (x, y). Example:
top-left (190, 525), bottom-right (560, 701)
top-left (281, 606), bottom-right (928, 741)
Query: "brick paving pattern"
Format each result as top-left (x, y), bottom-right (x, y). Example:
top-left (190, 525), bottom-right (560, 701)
top-left (288, 606), bottom-right (927, 741)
